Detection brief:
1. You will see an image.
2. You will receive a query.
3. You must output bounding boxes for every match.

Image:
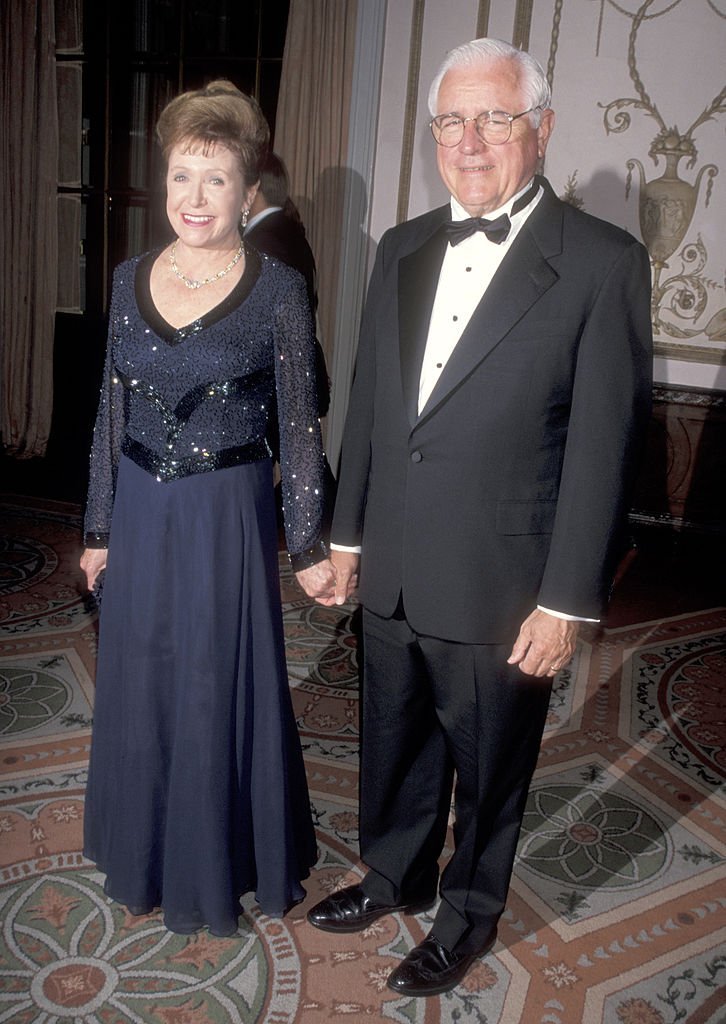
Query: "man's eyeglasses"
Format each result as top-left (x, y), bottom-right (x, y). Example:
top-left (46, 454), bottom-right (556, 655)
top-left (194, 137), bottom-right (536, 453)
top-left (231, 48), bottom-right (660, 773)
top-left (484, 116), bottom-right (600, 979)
top-left (429, 107), bottom-right (541, 147)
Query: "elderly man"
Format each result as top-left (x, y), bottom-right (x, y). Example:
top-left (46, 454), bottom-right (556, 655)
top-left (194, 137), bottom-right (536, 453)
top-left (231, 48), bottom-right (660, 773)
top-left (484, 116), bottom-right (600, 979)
top-left (307, 37), bottom-right (653, 996)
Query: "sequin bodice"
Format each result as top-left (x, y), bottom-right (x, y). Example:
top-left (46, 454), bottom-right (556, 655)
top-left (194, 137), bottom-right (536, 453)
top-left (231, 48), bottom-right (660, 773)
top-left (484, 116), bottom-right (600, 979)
top-left (84, 248), bottom-right (325, 562)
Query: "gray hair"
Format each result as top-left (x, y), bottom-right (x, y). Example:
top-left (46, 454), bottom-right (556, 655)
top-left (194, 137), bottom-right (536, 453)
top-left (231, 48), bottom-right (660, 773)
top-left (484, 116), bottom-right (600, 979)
top-left (428, 38), bottom-right (551, 127)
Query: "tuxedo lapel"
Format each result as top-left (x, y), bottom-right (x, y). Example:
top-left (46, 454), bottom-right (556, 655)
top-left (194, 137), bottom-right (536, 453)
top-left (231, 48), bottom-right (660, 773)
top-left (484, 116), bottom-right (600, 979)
top-left (416, 196), bottom-right (562, 425)
top-left (398, 224), bottom-right (449, 426)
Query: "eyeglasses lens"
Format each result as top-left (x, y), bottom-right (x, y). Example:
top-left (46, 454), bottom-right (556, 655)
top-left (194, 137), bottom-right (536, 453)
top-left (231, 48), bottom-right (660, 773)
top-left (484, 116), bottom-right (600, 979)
top-left (432, 114), bottom-right (512, 147)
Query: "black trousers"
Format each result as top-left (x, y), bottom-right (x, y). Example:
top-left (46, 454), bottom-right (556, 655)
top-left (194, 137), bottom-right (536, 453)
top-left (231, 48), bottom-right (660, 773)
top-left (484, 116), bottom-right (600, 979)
top-left (358, 604), bottom-right (553, 954)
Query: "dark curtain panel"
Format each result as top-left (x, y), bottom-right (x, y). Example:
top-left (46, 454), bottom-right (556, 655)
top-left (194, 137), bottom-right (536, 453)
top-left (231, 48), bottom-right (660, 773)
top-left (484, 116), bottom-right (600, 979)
top-left (1, 0), bottom-right (59, 456)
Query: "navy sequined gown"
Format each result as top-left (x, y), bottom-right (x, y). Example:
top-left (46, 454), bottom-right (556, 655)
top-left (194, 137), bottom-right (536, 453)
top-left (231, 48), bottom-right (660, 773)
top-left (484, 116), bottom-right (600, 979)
top-left (83, 247), bottom-right (322, 935)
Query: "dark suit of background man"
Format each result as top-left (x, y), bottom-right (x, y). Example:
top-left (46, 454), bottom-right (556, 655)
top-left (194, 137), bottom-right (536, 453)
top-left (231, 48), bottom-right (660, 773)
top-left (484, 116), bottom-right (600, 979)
top-left (306, 37), bottom-right (653, 997)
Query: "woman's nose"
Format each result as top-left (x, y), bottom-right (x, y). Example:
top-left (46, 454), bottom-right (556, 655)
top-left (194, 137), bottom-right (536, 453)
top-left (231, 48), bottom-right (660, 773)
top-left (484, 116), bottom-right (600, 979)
top-left (189, 182), bottom-right (207, 206)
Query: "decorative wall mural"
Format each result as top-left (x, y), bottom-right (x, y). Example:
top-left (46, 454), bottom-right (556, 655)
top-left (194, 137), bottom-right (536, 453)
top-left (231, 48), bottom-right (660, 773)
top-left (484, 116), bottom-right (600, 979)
top-left (597, 0), bottom-right (725, 363)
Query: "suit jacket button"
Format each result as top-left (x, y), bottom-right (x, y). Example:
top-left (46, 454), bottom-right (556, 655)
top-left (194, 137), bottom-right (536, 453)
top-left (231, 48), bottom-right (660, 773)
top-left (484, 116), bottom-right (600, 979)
top-left (410, 450), bottom-right (423, 463)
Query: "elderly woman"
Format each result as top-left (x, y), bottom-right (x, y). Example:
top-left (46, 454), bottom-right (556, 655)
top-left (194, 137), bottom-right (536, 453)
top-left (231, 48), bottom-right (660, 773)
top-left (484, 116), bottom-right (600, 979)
top-left (80, 81), bottom-right (335, 935)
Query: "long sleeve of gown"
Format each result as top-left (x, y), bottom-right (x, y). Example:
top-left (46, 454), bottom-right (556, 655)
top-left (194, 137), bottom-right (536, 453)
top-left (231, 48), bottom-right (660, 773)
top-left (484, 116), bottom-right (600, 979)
top-left (83, 271), bottom-right (128, 547)
top-left (272, 273), bottom-right (327, 570)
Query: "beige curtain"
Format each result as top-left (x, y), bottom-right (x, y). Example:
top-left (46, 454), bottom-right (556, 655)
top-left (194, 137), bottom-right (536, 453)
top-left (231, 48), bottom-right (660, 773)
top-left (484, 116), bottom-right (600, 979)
top-left (0, 0), bottom-right (58, 457)
top-left (274, 0), bottom-right (359, 378)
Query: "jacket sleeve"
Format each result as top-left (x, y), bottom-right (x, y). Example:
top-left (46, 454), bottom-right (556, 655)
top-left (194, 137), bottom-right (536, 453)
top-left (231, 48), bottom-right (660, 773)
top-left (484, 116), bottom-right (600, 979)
top-left (536, 239), bottom-right (653, 617)
top-left (83, 270), bottom-right (128, 548)
top-left (272, 270), bottom-right (328, 570)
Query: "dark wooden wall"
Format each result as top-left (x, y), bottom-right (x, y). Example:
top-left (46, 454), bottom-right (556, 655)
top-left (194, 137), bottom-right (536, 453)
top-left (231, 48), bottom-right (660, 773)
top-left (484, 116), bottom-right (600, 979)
top-left (631, 386), bottom-right (726, 542)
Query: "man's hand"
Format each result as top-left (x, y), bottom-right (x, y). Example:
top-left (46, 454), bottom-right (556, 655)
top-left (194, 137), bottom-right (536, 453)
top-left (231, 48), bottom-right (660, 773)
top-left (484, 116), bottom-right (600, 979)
top-left (332, 550), bottom-right (359, 605)
top-left (80, 548), bottom-right (107, 591)
top-left (310, 549), bottom-right (360, 607)
top-left (507, 609), bottom-right (579, 678)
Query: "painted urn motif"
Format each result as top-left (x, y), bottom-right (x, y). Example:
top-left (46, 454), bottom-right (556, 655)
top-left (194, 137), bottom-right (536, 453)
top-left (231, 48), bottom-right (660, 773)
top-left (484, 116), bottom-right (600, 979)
top-left (627, 129), bottom-right (717, 267)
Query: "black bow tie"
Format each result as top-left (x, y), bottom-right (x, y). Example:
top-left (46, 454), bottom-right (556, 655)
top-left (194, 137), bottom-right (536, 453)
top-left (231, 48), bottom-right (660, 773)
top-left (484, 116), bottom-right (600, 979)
top-left (444, 179), bottom-right (541, 247)
top-left (445, 212), bottom-right (511, 246)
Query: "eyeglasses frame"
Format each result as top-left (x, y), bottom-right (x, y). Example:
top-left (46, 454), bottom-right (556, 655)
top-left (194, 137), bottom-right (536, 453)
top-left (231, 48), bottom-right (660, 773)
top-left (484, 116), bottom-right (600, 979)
top-left (429, 106), bottom-right (543, 147)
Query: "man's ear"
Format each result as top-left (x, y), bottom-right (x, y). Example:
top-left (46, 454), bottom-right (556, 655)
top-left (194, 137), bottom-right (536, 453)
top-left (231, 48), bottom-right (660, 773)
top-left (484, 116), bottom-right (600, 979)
top-left (537, 108), bottom-right (555, 160)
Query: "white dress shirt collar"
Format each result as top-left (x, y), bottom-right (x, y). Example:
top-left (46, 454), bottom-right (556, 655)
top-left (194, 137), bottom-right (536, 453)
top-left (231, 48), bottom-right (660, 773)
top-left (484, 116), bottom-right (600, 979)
top-left (449, 177), bottom-right (540, 224)
top-left (244, 205), bottom-right (283, 235)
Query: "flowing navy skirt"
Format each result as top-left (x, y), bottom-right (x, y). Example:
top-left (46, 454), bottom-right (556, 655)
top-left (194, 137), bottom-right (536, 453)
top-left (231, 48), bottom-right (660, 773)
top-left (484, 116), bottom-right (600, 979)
top-left (84, 455), bottom-right (317, 935)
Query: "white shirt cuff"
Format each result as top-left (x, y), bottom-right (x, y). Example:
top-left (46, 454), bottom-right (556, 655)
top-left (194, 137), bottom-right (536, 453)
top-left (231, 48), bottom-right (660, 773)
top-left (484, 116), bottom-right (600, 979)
top-left (330, 542), bottom-right (362, 554)
top-left (537, 605), bottom-right (599, 623)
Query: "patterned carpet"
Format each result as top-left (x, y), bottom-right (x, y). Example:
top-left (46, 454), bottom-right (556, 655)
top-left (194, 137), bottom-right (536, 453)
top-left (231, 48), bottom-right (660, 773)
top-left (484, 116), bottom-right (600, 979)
top-left (1, 494), bottom-right (724, 1023)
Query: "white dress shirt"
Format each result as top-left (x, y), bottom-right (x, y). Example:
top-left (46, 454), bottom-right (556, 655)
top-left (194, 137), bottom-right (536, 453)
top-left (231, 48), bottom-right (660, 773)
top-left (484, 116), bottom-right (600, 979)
top-left (418, 180), bottom-right (541, 413)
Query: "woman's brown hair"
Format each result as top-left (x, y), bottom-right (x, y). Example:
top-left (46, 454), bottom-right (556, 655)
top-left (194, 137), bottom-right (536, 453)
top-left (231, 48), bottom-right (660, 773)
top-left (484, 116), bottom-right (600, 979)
top-left (156, 80), bottom-right (270, 187)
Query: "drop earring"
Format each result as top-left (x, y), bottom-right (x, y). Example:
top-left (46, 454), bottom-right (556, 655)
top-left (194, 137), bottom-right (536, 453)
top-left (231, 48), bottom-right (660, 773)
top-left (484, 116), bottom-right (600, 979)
top-left (240, 208), bottom-right (249, 230)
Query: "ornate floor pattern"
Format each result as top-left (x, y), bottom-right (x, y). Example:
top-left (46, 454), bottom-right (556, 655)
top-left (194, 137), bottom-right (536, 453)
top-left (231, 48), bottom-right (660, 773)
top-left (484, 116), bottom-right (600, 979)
top-left (1, 496), bottom-right (724, 1023)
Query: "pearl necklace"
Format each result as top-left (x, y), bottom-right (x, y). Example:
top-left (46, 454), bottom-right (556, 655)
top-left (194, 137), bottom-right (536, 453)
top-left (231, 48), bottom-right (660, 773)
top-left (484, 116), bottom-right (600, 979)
top-left (169, 240), bottom-right (244, 289)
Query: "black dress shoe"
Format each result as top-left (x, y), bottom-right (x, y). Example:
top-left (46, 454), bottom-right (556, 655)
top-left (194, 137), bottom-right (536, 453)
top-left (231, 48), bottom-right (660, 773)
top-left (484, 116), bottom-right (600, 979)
top-left (386, 929), bottom-right (497, 997)
top-left (306, 884), bottom-right (434, 933)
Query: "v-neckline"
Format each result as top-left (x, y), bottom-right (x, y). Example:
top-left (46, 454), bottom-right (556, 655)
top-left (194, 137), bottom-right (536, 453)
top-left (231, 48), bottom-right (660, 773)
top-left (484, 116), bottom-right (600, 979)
top-left (134, 246), bottom-right (262, 345)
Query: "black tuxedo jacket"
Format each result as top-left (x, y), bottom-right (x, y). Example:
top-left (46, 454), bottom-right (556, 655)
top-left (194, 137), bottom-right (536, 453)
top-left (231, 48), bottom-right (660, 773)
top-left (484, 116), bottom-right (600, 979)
top-left (332, 177), bottom-right (653, 644)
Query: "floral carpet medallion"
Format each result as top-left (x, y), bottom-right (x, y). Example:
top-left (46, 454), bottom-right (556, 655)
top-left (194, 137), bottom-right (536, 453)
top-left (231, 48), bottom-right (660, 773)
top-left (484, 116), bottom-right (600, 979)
top-left (0, 651), bottom-right (94, 738)
top-left (517, 763), bottom-right (722, 925)
top-left (1, 499), bottom-right (724, 1022)
top-left (0, 500), bottom-right (90, 637)
top-left (623, 624), bottom-right (726, 786)
top-left (0, 869), bottom-right (306, 1023)
top-left (282, 601), bottom-right (359, 692)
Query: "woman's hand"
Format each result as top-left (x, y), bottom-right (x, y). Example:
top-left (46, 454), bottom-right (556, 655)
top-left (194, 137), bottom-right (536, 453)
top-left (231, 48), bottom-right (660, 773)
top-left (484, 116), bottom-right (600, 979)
top-left (295, 559), bottom-right (337, 603)
top-left (80, 548), bottom-right (108, 591)
top-left (301, 550), bottom-right (360, 607)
